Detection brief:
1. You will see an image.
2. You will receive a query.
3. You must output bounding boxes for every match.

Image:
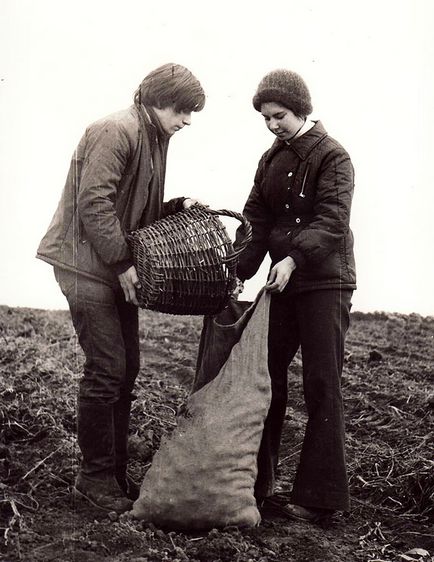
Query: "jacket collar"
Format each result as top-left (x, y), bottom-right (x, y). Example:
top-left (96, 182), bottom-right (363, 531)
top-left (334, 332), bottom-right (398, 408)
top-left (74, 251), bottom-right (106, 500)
top-left (266, 120), bottom-right (328, 162)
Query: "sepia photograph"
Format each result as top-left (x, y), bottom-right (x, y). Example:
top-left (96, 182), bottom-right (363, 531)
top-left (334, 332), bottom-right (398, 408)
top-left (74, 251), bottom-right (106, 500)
top-left (1, 1), bottom-right (433, 561)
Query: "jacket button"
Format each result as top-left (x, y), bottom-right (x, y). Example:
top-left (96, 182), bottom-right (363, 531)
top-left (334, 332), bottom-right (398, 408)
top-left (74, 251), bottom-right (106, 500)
top-left (287, 171), bottom-right (293, 177)
top-left (285, 204), bottom-right (290, 209)
top-left (295, 217), bottom-right (301, 224)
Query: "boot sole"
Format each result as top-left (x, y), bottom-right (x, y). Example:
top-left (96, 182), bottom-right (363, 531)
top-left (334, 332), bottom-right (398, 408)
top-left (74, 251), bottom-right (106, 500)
top-left (72, 486), bottom-right (111, 512)
top-left (260, 498), bottom-right (334, 523)
top-left (72, 486), bottom-right (131, 514)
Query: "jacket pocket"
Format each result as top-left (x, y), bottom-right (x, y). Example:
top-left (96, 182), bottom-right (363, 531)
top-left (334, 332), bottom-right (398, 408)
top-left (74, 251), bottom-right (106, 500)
top-left (54, 266), bottom-right (78, 298)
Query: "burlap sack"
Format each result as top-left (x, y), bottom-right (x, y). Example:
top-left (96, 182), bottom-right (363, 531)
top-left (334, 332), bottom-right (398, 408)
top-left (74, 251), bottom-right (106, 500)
top-left (192, 294), bottom-right (261, 393)
top-left (131, 290), bottom-right (271, 530)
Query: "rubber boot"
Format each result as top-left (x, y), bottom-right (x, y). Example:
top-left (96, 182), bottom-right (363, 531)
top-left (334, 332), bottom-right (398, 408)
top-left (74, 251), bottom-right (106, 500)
top-left (113, 396), bottom-right (140, 500)
top-left (74, 401), bottom-right (132, 513)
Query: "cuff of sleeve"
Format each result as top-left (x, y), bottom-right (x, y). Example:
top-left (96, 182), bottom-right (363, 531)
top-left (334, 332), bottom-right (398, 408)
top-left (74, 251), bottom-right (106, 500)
top-left (113, 258), bottom-right (134, 276)
top-left (287, 250), bottom-right (305, 269)
top-left (175, 197), bottom-right (187, 212)
top-left (235, 266), bottom-right (248, 283)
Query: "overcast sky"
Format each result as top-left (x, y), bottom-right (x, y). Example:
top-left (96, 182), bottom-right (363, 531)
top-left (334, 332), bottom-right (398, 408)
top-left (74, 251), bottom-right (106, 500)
top-left (1, 0), bottom-right (433, 315)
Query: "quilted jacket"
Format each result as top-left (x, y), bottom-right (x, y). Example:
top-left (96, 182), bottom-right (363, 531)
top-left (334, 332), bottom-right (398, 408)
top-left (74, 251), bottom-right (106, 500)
top-left (236, 121), bottom-right (356, 293)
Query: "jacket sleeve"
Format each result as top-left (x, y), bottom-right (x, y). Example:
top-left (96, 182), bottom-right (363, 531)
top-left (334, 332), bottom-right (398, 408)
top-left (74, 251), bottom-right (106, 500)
top-left (162, 197), bottom-right (186, 217)
top-left (287, 148), bottom-right (354, 269)
top-left (77, 120), bottom-right (135, 274)
top-left (235, 154), bottom-right (273, 281)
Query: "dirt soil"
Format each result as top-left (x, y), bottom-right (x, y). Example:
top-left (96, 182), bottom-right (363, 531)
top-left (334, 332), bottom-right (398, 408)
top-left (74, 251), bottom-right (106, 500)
top-left (1, 303), bottom-right (433, 562)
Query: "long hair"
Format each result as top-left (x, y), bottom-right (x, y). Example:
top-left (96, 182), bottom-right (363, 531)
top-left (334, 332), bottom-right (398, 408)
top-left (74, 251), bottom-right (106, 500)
top-left (134, 63), bottom-right (205, 112)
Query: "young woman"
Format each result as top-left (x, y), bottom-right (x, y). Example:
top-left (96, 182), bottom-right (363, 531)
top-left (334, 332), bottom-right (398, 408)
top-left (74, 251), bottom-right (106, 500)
top-left (236, 69), bottom-right (356, 522)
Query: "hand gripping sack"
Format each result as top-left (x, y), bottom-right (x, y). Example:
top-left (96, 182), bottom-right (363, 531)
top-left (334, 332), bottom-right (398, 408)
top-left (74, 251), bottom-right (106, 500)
top-left (131, 290), bottom-right (271, 530)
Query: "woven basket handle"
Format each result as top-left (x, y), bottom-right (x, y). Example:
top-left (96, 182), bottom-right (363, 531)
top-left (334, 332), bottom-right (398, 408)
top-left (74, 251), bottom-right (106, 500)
top-left (204, 208), bottom-right (252, 262)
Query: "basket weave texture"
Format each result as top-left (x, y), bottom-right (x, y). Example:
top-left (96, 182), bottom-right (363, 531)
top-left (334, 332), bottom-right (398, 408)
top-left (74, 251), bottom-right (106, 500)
top-left (128, 206), bottom-right (252, 315)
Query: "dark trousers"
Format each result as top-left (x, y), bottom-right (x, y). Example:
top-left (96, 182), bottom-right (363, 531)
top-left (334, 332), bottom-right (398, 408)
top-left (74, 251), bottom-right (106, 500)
top-left (255, 288), bottom-right (352, 512)
top-left (54, 267), bottom-right (140, 404)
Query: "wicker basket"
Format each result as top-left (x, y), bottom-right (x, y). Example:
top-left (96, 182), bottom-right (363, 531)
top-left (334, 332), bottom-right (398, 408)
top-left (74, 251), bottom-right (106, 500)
top-left (127, 206), bottom-right (252, 315)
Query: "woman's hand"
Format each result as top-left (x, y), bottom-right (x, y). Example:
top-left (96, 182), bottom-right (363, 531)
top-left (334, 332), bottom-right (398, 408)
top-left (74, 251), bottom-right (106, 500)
top-left (118, 265), bottom-right (141, 305)
top-left (231, 277), bottom-right (244, 300)
top-left (265, 256), bottom-right (296, 293)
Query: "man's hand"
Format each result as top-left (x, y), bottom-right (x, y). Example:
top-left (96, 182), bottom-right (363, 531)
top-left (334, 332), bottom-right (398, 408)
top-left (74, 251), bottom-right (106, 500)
top-left (265, 257), bottom-right (296, 293)
top-left (183, 198), bottom-right (207, 209)
top-left (118, 265), bottom-right (141, 305)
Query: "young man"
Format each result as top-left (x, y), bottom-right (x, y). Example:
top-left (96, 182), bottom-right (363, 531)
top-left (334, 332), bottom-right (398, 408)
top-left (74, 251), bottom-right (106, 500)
top-left (36, 63), bottom-right (206, 513)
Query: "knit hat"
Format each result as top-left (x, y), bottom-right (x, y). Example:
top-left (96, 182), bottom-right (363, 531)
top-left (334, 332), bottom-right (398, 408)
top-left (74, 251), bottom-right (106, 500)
top-left (252, 69), bottom-right (313, 117)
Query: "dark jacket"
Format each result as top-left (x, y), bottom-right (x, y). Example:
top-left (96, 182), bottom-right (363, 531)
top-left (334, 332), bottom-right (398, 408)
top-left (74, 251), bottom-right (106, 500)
top-left (237, 121), bottom-right (356, 293)
top-left (36, 104), bottom-right (184, 286)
